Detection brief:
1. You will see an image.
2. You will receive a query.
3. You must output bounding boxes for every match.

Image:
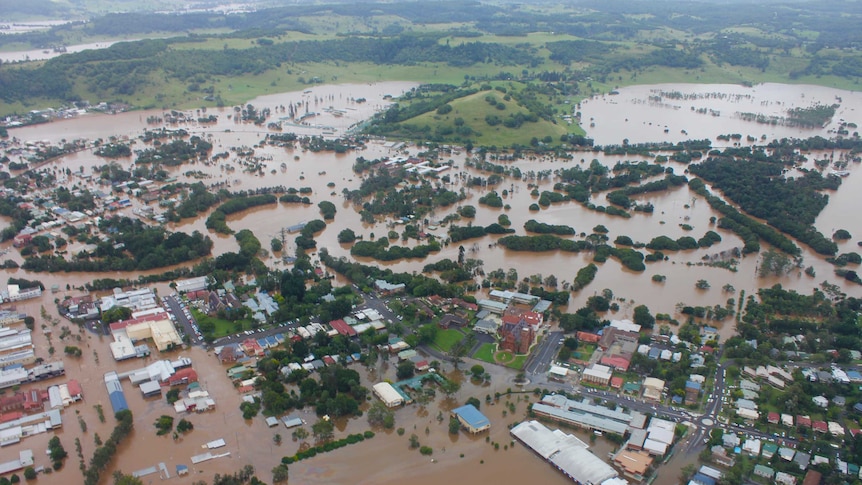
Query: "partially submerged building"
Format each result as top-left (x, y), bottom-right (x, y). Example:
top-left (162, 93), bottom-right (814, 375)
top-left (511, 420), bottom-right (620, 485)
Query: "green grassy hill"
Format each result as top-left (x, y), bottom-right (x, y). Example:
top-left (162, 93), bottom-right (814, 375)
top-left (367, 83), bottom-right (584, 148)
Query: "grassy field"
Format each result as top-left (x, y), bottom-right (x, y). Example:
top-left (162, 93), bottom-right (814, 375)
top-left (573, 343), bottom-right (597, 361)
top-left (473, 343), bottom-right (497, 364)
top-left (506, 354), bottom-right (528, 370)
top-left (432, 328), bottom-right (465, 353)
top-left (399, 85), bottom-right (578, 147)
top-left (191, 308), bottom-right (253, 338)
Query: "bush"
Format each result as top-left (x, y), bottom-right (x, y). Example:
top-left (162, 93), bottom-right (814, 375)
top-left (420, 446), bottom-right (433, 455)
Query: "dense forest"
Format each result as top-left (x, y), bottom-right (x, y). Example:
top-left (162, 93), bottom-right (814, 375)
top-left (688, 147), bottom-right (839, 255)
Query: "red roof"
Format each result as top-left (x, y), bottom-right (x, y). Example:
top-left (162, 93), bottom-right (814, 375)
top-left (66, 379), bottom-right (82, 397)
top-left (812, 420), bottom-right (828, 432)
top-left (329, 319), bottom-right (357, 337)
top-left (237, 385), bottom-right (255, 394)
top-left (167, 368), bottom-right (198, 386)
top-left (577, 331), bottom-right (601, 343)
top-left (600, 355), bottom-right (631, 371)
top-left (501, 314), bottom-right (521, 325)
top-left (451, 298), bottom-right (478, 311)
top-left (767, 412), bottom-right (780, 424)
top-left (0, 412), bottom-right (23, 423)
top-left (610, 377), bottom-right (624, 388)
top-left (109, 312), bottom-right (168, 333)
top-left (522, 311), bottom-right (542, 326)
top-left (849, 428), bottom-right (862, 437)
top-left (322, 356), bottom-right (336, 365)
top-left (796, 415), bottom-right (811, 427)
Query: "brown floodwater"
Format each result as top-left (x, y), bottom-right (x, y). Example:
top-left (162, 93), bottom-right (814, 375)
top-left (4, 82), bottom-right (862, 340)
top-left (0, 298), bottom-right (600, 485)
top-left (2, 81), bottom-right (862, 481)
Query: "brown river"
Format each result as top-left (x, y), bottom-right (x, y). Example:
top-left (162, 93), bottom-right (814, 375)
top-left (1, 81), bottom-right (862, 483)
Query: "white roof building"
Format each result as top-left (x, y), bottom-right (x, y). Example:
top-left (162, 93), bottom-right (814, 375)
top-left (742, 438), bottom-right (761, 455)
top-left (610, 319), bottom-right (641, 333)
top-left (736, 408), bottom-right (760, 420)
top-left (373, 382), bottom-right (404, 407)
top-left (511, 420), bottom-right (619, 485)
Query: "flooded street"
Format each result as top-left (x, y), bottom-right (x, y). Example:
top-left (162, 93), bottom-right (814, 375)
top-left (1, 81), bottom-right (862, 482)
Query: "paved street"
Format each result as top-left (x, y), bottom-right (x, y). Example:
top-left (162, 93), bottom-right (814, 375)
top-left (524, 330), bottom-right (564, 375)
top-left (163, 294), bottom-right (202, 345)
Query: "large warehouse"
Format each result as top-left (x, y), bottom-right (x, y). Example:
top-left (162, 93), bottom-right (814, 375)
top-left (373, 382), bottom-right (404, 407)
top-left (511, 420), bottom-right (620, 485)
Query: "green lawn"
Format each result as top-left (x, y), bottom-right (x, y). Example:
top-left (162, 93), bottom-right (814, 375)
top-left (432, 328), bottom-right (465, 353)
top-left (407, 87), bottom-right (574, 147)
top-left (191, 308), bottom-right (254, 339)
top-left (506, 355), bottom-right (528, 370)
top-left (473, 343), bottom-right (497, 364)
top-left (573, 343), bottom-right (597, 361)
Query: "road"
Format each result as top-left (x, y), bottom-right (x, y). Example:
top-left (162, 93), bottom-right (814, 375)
top-left (524, 330), bottom-right (564, 375)
top-left (163, 294), bottom-right (202, 345)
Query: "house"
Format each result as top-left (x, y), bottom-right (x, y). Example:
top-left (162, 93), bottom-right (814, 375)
top-left (600, 355), bottom-right (631, 371)
top-left (577, 331), bottom-right (601, 344)
top-left (776, 472), bottom-right (796, 485)
top-left (711, 446), bottom-right (735, 467)
top-left (794, 451), bottom-right (810, 470)
top-left (762, 442), bottom-right (778, 459)
top-left (812, 396), bottom-right (828, 408)
top-left (754, 465), bottom-right (774, 479)
top-left (812, 420), bottom-right (828, 433)
top-left (474, 319), bottom-right (497, 335)
top-left (438, 314), bottom-right (466, 329)
top-left (215, 344), bottom-right (243, 364)
top-left (768, 412), bottom-right (780, 424)
top-left (722, 432), bottom-right (740, 448)
top-left (329, 319), bottom-right (357, 337)
top-left (642, 377), bottom-right (665, 402)
top-left (613, 449), bottom-right (653, 480)
top-left (166, 368), bottom-right (198, 387)
top-left (796, 415), bottom-right (811, 428)
top-left (685, 381), bottom-right (701, 404)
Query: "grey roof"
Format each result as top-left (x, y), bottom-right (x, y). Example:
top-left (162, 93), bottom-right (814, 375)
top-left (793, 452), bottom-right (810, 470)
top-left (541, 394), bottom-right (632, 423)
top-left (532, 403), bottom-right (630, 435)
top-left (511, 420), bottom-right (617, 485)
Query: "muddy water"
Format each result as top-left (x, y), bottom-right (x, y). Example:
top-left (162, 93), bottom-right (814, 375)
top-left (5, 82), bottom-right (862, 343)
top-left (3, 81), bottom-right (862, 483)
top-left (579, 83), bottom-right (859, 146)
top-left (0, 297), bottom-right (597, 484)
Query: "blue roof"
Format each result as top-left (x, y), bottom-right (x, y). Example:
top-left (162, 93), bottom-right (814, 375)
top-left (109, 390), bottom-right (129, 413)
top-left (686, 381), bottom-right (702, 390)
top-left (648, 348), bottom-right (661, 359)
top-left (672, 395), bottom-right (683, 404)
top-left (848, 370), bottom-right (862, 380)
top-left (692, 473), bottom-right (716, 485)
top-left (452, 404), bottom-right (490, 429)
